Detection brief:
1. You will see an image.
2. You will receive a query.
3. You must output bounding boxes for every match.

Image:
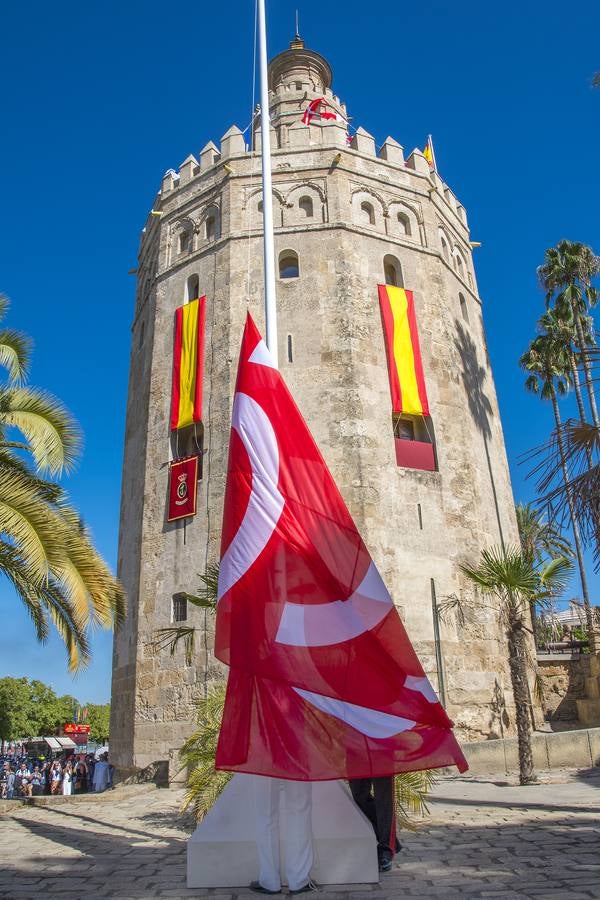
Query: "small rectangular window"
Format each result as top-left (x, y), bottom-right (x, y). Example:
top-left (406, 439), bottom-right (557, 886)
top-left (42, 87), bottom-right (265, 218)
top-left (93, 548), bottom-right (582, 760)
top-left (172, 593), bottom-right (187, 622)
top-left (417, 503), bottom-right (423, 530)
top-left (287, 334), bottom-right (293, 363)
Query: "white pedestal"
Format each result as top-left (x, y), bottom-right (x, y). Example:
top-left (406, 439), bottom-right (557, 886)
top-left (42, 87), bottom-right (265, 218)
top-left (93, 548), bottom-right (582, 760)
top-left (187, 774), bottom-right (379, 888)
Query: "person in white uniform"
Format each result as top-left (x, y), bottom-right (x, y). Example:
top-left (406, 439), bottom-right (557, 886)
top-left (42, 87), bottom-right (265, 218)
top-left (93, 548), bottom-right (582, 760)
top-left (250, 776), bottom-right (315, 895)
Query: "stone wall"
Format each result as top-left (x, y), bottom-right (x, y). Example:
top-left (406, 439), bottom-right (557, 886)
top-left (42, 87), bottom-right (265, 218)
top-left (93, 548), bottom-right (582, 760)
top-left (537, 657), bottom-right (588, 724)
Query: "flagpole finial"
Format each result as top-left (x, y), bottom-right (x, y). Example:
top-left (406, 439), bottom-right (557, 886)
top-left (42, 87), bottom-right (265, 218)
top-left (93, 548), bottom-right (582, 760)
top-left (290, 10), bottom-right (304, 50)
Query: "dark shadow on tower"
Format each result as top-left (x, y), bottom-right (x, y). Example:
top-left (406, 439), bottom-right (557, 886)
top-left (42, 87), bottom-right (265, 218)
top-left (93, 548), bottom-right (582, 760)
top-left (454, 320), bottom-right (506, 549)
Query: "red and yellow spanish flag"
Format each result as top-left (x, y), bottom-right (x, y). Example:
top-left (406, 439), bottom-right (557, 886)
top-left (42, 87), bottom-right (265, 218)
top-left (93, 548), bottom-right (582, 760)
top-left (378, 285), bottom-right (429, 416)
top-left (170, 296), bottom-right (206, 430)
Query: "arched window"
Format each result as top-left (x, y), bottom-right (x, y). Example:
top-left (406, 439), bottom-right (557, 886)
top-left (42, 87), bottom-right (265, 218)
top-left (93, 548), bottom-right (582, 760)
top-left (383, 255), bottom-right (403, 288)
top-left (440, 235), bottom-right (449, 262)
top-left (186, 274), bottom-right (199, 302)
top-left (179, 231), bottom-right (190, 254)
top-left (455, 253), bottom-right (465, 279)
top-left (258, 201), bottom-right (263, 214)
top-left (459, 292), bottom-right (469, 323)
top-left (279, 250), bottom-right (299, 279)
top-left (397, 212), bottom-right (411, 236)
top-left (298, 196), bottom-right (313, 218)
top-left (203, 206), bottom-right (220, 241)
top-left (360, 201), bottom-right (375, 226)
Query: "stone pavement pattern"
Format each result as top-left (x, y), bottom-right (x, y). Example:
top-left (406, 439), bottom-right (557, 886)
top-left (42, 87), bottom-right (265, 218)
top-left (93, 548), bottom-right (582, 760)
top-left (1, 769), bottom-right (599, 899)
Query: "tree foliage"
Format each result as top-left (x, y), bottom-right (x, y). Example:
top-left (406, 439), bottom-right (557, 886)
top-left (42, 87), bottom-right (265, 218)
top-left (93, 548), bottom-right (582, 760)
top-left (0, 675), bottom-right (110, 742)
top-left (453, 546), bottom-right (572, 785)
top-left (0, 295), bottom-right (125, 670)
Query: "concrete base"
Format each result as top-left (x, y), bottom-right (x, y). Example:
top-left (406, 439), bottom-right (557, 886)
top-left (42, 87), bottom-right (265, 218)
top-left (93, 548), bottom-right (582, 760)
top-left (187, 774), bottom-right (378, 889)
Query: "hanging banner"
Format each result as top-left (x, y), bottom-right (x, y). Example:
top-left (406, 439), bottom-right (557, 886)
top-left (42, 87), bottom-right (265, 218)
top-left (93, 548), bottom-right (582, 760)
top-left (378, 285), bottom-right (430, 416)
top-left (167, 455), bottom-right (199, 521)
top-left (171, 296), bottom-right (206, 430)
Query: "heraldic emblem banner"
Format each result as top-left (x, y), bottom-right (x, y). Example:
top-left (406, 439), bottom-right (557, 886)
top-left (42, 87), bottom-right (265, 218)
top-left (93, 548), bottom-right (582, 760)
top-left (167, 455), bottom-right (199, 521)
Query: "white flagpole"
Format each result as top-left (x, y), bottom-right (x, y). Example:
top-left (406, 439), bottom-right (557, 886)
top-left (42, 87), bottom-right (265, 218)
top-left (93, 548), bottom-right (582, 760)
top-left (428, 134), bottom-right (438, 174)
top-left (257, 0), bottom-right (279, 367)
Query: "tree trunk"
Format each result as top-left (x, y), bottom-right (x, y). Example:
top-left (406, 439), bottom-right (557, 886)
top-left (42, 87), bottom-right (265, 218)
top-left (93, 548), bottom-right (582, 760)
top-left (572, 303), bottom-right (600, 429)
top-left (550, 388), bottom-right (595, 641)
top-left (507, 620), bottom-right (536, 785)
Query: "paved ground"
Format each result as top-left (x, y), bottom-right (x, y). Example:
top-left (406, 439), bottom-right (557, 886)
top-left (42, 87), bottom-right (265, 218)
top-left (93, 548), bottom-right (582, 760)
top-left (1, 768), bottom-right (599, 899)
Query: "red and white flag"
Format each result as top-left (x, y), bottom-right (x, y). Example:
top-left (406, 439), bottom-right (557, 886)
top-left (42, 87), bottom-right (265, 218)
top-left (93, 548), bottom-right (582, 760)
top-left (302, 96), bottom-right (341, 125)
top-left (214, 314), bottom-right (468, 780)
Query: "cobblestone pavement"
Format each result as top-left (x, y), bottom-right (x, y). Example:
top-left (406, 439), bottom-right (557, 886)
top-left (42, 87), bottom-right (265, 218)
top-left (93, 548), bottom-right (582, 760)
top-left (1, 768), bottom-right (599, 899)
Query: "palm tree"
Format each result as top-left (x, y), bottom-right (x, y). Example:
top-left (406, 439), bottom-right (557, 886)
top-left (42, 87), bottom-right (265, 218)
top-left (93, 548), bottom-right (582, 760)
top-left (460, 547), bottom-right (572, 785)
top-left (0, 295), bottom-right (125, 670)
top-left (538, 240), bottom-right (600, 429)
top-left (521, 333), bottom-right (595, 641)
top-left (166, 566), bottom-right (437, 825)
top-left (515, 503), bottom-right (573, 565)
top-left (532, 421), bottom-right (600, 573)
top-left (515, 502), bottom-right (573, 645)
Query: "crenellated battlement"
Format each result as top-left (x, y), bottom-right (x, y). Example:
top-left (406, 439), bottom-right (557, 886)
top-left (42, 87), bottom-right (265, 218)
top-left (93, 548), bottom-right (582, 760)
top-left (152, 120), bottom-right (468, 235)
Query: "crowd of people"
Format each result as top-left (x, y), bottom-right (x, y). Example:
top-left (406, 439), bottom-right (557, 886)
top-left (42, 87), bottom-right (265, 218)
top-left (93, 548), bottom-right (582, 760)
top-left (0, 751), bottom-right (113, 799)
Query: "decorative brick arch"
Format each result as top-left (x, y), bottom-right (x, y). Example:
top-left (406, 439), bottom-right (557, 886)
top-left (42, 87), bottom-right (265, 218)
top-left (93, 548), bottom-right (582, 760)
top-left (245, 186), bottom-right (285, 228)
top-left (283, 182), bottom-right (327, 226)
top-left (351, 187), bottom-right (386, 230)
top-left (387, 201), bottom-right (420, 242)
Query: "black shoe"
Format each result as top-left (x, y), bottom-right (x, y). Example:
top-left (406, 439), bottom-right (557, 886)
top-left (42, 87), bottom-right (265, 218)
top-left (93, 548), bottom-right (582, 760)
top-left (378, 849), bottom-right (393, 873)
top-left (249, 882), bottom-right (281, 895)
top-left (289, 881), bottom-right (319, 894)
top-left (395, 837), bottom-right (402, 853)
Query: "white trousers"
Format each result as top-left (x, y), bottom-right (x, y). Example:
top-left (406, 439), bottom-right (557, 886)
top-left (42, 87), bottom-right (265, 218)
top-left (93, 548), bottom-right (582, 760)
top-left (253, 776), bottom-right (314, 891)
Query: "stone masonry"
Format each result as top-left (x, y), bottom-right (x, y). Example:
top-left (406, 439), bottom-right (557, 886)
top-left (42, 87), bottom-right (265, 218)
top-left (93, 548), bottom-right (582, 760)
top-left (111, 36), bottom-right (522, 777)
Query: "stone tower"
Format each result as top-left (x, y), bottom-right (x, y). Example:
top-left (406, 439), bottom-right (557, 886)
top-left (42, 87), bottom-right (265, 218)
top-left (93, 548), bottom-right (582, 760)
top-left (111, 36), bottom-right (520, 778)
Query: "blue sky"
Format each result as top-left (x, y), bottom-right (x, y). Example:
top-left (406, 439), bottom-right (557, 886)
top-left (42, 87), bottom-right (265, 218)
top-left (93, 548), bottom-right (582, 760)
top-left (1, 0), bottom-right (598, 703)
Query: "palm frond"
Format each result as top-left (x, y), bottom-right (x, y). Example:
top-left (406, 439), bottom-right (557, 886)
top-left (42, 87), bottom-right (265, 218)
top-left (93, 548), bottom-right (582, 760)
top-left (154, 626), bottom-right (197, 666)
top-left (393, 769), bottom-right (437, 830)
top-left (0, 329), bottom-right (31, 382)
top-left (0, 463), bottom-right (67, 581)
top-left (0, 540), bottom-right (49, 641)
top-left (55, 505), bottom-right (126, 629)
top-left (0, 387), bottom-right (82, 474)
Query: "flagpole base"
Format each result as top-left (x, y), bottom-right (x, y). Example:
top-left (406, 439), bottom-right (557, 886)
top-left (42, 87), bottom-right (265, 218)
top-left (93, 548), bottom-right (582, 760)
top-left (187, 773), bottom-right (379, 888)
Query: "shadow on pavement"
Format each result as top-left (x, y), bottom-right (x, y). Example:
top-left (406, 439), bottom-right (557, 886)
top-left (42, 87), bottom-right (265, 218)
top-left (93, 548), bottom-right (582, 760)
top-left (1, 806), bottom-right (599, 899)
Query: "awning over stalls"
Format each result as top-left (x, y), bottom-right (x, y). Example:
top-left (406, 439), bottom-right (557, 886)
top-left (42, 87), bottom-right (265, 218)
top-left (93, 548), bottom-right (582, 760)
top-left (45, 737), bottom-right (61, 750)
top-left (56, 737), bottom-right (77, 749)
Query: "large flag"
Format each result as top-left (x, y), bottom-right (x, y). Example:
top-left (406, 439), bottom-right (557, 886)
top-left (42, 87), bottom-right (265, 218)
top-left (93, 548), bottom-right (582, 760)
top-left (214, 314), bottom-right (467, 780)
top-left (378, 285), bottom-right (430, 417)
top-left (170, 297), bottom-right (206, 430)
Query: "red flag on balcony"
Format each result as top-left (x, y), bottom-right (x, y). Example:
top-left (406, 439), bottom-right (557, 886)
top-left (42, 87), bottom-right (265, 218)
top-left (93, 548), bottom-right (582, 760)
top-left (214, 314), bottom-right (467, 780)
top-left (170, 297), bottom-right (206, 430)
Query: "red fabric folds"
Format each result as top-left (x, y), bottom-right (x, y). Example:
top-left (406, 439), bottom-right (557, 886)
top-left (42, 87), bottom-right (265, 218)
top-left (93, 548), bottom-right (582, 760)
top-left (215, 314), bottom-right (467, 779)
